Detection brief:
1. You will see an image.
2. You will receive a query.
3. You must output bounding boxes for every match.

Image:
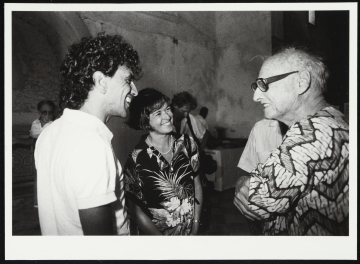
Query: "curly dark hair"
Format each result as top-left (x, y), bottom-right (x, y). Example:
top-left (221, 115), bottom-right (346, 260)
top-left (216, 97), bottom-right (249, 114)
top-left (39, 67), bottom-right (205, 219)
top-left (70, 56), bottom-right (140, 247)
top-left (171, 91), bottom-right (197, 110)
top-left (59, 32), bottom-right (142, 110)
top-left (126, 88), bottom-right (170, 131)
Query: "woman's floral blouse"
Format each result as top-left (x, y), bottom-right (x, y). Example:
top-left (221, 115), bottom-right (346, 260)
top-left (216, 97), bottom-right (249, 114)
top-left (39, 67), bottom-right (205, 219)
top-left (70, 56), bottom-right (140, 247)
top-left (124, 133), bottom-right (200, 235)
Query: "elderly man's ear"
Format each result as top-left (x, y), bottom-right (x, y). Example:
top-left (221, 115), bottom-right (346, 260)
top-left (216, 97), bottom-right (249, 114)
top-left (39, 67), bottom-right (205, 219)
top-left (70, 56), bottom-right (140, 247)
top-left (92, 71), bottom-right (107, 94)
top-left (297, 70), bottom-right (311, 95)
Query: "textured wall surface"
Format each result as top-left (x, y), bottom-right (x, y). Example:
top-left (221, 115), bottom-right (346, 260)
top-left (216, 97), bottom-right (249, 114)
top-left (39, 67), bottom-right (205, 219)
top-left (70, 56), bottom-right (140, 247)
top-left (12, 16), bottom-right (61, 127)
top-left (215, 12), bottom-right (272, 138)
top-left (12, 12), bottom-right (91, 129)
top-left (12, 11), bottom-right (270, 164)
top-left (79, 11), bottom-right (220, 163)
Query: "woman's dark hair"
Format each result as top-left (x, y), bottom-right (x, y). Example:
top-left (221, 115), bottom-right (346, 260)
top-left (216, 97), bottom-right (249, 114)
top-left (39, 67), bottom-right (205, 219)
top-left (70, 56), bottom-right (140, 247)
top-left (59, 32), bottom-right (142, 110)
top-left (171, 91), bottom-right (197, 110)
top-left (126, 88), bottom-right (170, 131)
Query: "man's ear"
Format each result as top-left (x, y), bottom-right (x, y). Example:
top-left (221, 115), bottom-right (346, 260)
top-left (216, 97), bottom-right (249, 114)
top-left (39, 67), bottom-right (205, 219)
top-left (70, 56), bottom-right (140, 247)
top-left (297, 70), bottom-right (311, 95)
top-left (92, 71), bottom-right (107, 94)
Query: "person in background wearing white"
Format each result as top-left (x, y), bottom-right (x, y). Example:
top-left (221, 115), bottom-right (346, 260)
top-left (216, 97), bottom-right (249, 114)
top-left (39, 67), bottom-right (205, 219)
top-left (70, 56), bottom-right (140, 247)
top-left (30, 100), bottom-right (56, 138)
top-left (196, 107), bottom-right (209, 132)
top-left (171, 92), bottom-right (209, 150)
top-left (13, 99), bottom-right (56, 208)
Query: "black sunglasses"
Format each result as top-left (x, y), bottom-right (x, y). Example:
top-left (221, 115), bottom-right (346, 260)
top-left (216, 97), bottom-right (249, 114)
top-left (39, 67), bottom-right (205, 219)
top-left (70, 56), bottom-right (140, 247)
top-left (251, 71), bottom-right (299, 92)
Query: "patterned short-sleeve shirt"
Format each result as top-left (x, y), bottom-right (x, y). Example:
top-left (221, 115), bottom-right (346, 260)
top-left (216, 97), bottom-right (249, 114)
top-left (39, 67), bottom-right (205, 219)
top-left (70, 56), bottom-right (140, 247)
top-left (248, 106), bottom-right (349, 236)
top-left (124, 133), bottom-right (200, 235)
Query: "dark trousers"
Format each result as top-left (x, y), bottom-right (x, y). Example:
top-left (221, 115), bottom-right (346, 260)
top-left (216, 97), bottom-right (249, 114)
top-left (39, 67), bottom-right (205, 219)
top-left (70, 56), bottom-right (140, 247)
top-left (247, 219), bottom-right (263, 235)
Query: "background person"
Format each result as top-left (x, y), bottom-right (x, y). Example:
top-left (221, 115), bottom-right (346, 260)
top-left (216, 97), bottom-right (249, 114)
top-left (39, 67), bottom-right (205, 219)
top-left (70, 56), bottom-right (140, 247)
top-left (13, 99), bottom-right (56, 207)
top-left (30, 100), bottom-right (56, 138)
top-left (197, 107), bottom-right (209, 132)
top-left (199, 106), bottom-right (208, 119)
top-left (124, 88), bottom-right (203, 235)
top-left (171, 91), bottom-right (209, 150)
top-left (12, 100), bottom-right (56, 145)
top-left (34, 32), bottom-right (142, 235)
top-left (234, 46), bottom-right (349, 235)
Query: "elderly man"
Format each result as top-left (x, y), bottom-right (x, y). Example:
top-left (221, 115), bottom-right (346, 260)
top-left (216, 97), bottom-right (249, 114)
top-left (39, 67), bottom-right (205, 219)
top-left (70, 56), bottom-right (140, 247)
top-left (35, 33), bottom-right (142, 235)
top-left (234, 47), bottom-right (349, 235)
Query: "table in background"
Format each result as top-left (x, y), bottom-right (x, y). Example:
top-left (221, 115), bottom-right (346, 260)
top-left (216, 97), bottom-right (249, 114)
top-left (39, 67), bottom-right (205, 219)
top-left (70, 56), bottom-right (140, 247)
top-left (204, 144), bottom-right (245, 192)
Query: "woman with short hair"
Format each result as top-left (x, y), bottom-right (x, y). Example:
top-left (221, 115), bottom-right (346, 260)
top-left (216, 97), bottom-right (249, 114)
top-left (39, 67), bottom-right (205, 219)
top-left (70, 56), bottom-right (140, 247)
top-left (124, 88), bottom-right (203, 235)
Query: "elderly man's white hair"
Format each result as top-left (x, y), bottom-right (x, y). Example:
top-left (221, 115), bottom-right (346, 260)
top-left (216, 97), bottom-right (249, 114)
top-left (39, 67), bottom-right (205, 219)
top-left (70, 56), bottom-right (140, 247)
top-left (269, 46), bottom-right (330, 95)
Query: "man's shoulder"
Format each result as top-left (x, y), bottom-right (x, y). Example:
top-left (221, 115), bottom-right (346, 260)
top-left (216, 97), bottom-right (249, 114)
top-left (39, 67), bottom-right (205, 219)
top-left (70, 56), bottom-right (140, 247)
top-left (313, 106), bottom-right (349, 128)
top-left (251, 119), bottom-right (278, 137)
top-left (39, 118), bottom-right (107, 151)
top-left (294, 106), bottom-right (349, 132)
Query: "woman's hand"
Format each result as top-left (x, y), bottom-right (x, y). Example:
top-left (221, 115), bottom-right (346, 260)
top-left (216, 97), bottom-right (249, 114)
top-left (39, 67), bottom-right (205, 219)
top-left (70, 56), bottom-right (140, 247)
top-left (190, 221), bottom-right (200, 235)
top-left (192, 174), bottom-right (203, 235)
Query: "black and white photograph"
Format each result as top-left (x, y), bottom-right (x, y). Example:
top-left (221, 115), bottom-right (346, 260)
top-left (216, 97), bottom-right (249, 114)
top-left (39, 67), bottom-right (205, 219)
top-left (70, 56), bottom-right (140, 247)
top-left (4, 2), bottom-right (357, 260)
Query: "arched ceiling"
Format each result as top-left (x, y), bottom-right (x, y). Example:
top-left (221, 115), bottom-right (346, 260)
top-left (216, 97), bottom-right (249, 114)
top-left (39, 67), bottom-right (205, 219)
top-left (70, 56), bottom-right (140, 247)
top-left (12, 11), bottom-right (91, 61)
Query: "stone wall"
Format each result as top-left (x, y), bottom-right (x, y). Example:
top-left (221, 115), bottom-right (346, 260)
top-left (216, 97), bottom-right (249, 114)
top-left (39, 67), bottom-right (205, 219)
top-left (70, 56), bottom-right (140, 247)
top-left (79, 11), bottom-right (220, 163)
top-left (214, 12), bottom-right (271, 138)
top-left (12, 11), bottom-right (271, 164)
top-left (12, 16), bottom-right (61, 128)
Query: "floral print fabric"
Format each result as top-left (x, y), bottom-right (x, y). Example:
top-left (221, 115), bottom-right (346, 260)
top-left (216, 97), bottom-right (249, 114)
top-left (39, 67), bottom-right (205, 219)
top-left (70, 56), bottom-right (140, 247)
top-left (124, 133), bottom-right (200, 235)
top-left (248, 107), bottom-right (349, 235)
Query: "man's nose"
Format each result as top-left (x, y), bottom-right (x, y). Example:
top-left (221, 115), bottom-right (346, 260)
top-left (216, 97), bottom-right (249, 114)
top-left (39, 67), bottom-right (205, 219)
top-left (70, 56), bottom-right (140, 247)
top-left (130, 82), bottom-right (138, 96)
top-left (252, 88), bottom-right (263, 102)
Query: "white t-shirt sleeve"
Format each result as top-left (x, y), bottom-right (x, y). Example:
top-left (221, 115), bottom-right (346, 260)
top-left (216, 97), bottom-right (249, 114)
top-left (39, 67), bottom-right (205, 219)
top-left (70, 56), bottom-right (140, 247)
top-left (238, 125), bottom-right (259, 173)
top-left (30, 119), bottom-right (41, 138)
top-left (69, 138), bottom-right (117, 210)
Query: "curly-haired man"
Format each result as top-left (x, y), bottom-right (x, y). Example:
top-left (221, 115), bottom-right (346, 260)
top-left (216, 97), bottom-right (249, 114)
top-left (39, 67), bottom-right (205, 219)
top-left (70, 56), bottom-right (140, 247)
top-left (35, 33), bottom-right (142, 235)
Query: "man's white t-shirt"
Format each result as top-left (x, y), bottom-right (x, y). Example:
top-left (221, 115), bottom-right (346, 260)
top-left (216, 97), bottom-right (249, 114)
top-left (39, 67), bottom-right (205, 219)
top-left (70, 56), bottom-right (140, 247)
top-left (238, 119), bottom-right (284, 173)
top-left (35, 109), bottom-right (128, 235)
top-left (180, 113), bottom-right (207, 142)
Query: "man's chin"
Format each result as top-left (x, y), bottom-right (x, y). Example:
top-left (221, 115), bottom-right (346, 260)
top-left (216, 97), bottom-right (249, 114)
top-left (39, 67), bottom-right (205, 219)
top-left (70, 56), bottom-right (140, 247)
top-left (263, 111), bottom-right (275, 120)
top-left (109, 109), bottom-right (128, 120)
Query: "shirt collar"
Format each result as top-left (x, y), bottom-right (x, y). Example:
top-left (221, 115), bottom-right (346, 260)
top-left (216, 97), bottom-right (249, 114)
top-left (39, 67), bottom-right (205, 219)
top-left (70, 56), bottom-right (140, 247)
top-left (135, 132), bottom-right (182, 150)
top-left (62, 108), bottom-right (113, 141)
top-left (267, 119), bottom-right (279, 128)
